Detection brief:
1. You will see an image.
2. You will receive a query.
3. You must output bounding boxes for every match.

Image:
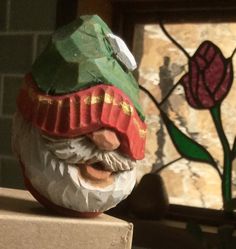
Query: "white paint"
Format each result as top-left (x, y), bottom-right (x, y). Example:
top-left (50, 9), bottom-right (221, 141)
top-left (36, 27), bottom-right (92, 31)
top-left (106, 33), bottom-right (137, 71)
top-left (12, 113), bottom-right (136, 213)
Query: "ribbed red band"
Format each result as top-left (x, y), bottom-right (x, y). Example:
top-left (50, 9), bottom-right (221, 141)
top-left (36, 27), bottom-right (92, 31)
top-left (17, 74), bottom-right (146, 160)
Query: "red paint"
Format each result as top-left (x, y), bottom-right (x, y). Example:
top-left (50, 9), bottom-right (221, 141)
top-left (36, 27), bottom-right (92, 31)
top-left (181, 40), bottom-right (233, 109)
top-left (17, 74), bottom-right (146, 160)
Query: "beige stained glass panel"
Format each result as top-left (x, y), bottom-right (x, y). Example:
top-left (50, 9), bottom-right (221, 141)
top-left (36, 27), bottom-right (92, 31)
top-left (133, 22), bottom-right (236, 209)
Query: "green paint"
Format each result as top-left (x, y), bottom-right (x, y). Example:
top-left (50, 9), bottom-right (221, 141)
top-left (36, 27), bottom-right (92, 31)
top-left (210, 104), bottom-right (232, 210)
top-left (31, 15), bottom-right (144, 120)
top-left (161, 110), bottom-right (216, 166)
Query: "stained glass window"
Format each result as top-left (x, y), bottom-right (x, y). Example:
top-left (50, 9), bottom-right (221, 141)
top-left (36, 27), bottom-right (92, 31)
top-left (133, 22), bottom-right (236, 210)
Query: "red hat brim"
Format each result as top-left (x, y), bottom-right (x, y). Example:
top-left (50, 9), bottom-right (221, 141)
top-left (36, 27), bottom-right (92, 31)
top-left (17, 74), bottom-right (146, 160)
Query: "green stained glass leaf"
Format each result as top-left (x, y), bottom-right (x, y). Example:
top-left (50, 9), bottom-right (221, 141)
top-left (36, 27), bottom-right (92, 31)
top-left (161, 110), bottom-right (216, 167)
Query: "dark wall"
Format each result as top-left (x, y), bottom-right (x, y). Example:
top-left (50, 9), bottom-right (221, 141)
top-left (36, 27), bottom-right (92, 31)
top-left (0, 0), bottom-right (57, 189)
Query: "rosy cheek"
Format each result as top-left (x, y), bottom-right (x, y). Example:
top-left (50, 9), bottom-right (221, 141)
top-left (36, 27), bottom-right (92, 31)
top-left (87, 129), bottom-right (120, 151)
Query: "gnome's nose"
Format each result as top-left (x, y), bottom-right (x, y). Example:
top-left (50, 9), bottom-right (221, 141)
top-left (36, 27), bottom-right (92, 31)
top-left (87, 129), bottom-right (120, 151)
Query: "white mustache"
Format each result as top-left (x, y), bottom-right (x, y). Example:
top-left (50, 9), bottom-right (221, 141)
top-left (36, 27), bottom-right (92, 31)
top-left (43, 135), bottom-right (136, 172)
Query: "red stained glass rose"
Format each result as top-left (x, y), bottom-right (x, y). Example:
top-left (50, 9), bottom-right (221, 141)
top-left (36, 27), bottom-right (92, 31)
top-left (181, 40), bottom-right (233, 109)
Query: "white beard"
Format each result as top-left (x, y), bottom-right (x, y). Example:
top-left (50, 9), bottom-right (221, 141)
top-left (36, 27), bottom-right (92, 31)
top-left (12, 113), bottom-right (136, 213)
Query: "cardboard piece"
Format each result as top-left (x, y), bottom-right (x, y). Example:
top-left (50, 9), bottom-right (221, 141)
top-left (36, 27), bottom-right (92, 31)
top-left (0, 188), bottom-right (133, 249)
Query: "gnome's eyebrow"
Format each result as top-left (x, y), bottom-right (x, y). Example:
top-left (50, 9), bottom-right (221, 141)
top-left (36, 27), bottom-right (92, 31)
top-left (41, 134), bottom-right (68, 144)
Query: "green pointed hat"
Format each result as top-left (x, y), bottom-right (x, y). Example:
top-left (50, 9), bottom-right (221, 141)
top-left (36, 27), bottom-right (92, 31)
top-left (31, 15), bottom-right (144, 120)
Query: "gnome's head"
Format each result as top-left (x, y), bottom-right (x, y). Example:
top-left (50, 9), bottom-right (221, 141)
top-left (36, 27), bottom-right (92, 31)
top-left (13, 15), bottom-right (146, 217)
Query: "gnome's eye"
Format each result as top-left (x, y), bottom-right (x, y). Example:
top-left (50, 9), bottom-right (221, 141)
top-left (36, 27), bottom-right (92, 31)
top-left (106, 33), bottom-right (137, 71)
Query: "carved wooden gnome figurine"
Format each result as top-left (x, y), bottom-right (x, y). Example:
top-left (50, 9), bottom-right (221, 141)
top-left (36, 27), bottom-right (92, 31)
top-left (12, 15), bottom-right (146, 217)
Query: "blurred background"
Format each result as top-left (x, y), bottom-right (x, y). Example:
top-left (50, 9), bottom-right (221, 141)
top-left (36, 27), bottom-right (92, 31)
top-left (0, 0), bottom-right (58, 189)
